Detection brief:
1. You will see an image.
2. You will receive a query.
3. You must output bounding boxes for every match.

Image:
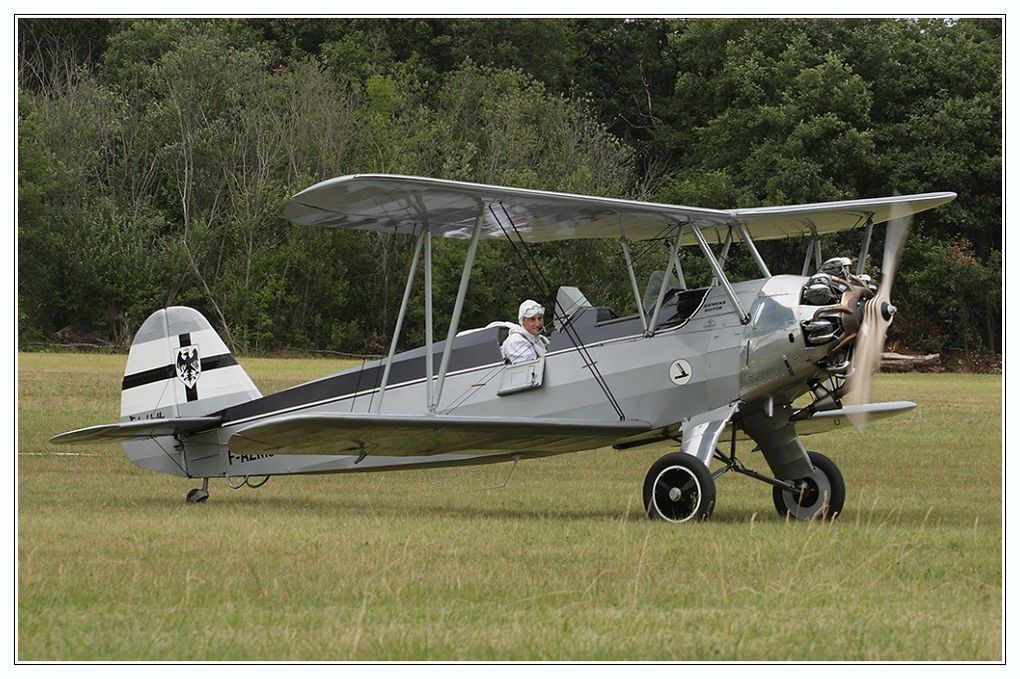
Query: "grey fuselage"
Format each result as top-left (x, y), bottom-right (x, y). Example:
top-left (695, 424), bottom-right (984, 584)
top-left (125, 275), bottom-right (828, 479)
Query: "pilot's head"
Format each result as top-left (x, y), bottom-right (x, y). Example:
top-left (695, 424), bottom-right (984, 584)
top-left (518, 300), bottom-right (544, 335)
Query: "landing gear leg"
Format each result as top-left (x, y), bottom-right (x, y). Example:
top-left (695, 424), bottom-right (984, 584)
top-left (186, 477), bottom-right (210, 504)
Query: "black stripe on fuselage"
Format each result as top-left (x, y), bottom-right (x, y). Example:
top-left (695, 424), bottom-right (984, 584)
top-left (121, 353), bottom-right (239, 391)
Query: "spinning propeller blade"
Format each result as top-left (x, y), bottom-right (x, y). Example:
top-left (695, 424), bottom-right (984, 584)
top-left (844, 198), bottom-right (912, 428)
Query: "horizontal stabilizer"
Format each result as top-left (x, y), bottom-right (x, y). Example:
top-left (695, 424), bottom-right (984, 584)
top-left (50, 417), bottom-right (221, 444)
top-left (229, 413), bottom-right (651, 457)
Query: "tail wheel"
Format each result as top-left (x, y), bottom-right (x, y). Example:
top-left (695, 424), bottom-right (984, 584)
top-left (643, 453), bottom-right (716, 522)
top-left (772, 451), bottom-right (845, 520)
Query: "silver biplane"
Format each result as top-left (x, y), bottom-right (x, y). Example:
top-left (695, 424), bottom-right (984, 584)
top-left (52, 175), bottom-right (955, 522)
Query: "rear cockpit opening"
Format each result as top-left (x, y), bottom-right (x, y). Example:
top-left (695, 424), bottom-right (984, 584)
top-left (551, 283), bottom-right (711, 338)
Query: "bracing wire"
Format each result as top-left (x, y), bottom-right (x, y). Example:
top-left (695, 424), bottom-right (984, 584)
top-left (350, 355), bottom-right (369, 412)
top-left (627, 224), bottom-right (680, 266)
top-left (490, 202), bottom-right (627, 421)
top-left (153, 435), bottom-right (188, 476)
top-left (440, 363), bottom-right (506, 415)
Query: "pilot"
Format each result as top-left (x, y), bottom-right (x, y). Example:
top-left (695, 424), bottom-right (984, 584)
top-left (501, 299), bottom-right (550, 364)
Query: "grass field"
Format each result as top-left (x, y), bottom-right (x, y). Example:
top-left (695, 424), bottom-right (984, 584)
top-left (16, 352), bottom-right (1003, 660)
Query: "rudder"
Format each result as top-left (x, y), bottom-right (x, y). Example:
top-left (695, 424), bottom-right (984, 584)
top-left (120, 307), bottom-right (261, 421)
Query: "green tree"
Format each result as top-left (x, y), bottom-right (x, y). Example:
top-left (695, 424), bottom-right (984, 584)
top-left (16, 17), bottom-right (1001, 364)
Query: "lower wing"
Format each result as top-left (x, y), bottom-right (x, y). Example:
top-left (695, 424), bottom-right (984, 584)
top-left (612, 401), bottom-right (917, 450)
top-left (229, 413), bottom-right (651, 457)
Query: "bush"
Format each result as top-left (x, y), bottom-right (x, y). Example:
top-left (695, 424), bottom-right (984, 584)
top-left (896, 237), bottom-right (1000, 356)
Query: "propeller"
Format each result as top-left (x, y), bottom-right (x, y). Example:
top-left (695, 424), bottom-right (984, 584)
top-left (843, 198), bottom-right (912, 428)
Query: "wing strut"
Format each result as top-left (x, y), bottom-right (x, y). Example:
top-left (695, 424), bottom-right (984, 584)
top-left (647, 226), bottom-right (684, 335)
top-left (690, 225), bottom-right (750, 324)
top-left (801, 223), bottom-right (823, 275)
top-left (424, 226), bottom-right (435, 408)
top-left (374, 229), bottom-right (426, 413)
top-left (432, 209), bottom-right (484, 411)
top-left (618, 217), bottom-right (649, 335)
top-left (735, 221), bottom-right (771, 278)
top-left (856, 216), bottom-right (875, 275)
top-left (801, 233), bottom-right (816, 275)
top-left (709, 225), bottom-right (734, 288)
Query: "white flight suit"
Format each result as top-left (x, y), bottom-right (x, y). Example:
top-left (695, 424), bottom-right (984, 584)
top-left (500, 324), bottom-right (549, 364)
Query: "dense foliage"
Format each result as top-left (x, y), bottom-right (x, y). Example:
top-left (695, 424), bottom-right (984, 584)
top-left (18, 18), bottom-right (1001, 360)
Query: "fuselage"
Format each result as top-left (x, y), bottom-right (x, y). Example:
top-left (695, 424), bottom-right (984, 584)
top-left (126, 275), bottom-right (829, 479)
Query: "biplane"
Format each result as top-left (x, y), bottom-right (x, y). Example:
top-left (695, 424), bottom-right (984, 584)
top-left (52, 175), bottom-right (955, 522)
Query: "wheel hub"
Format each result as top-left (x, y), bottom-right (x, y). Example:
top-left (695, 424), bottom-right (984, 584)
top-left (794, 478), bottom-right (820, 507)
top-left (653, 466), bottom-right (701, 522)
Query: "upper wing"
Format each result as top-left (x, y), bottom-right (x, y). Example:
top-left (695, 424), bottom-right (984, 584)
top-left (733, 194), bottom-right (955, 242)
top-left (284, 174), bottom-right (955, 244)
top-left (50, 416), bottom-right (221, 443)
top-left (229, 412), bottom-right (651, 457)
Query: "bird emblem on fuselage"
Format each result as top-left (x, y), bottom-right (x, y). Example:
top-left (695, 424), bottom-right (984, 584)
top-left (668, 359), bottom-right (693, 386)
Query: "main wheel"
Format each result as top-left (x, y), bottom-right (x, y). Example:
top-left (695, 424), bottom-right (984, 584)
top-left (186, 488), bottom-right (209, 503)
top-left (643, 453), bottom-right (716, 522)
top-left (772, 451), bottom-right (845, 520)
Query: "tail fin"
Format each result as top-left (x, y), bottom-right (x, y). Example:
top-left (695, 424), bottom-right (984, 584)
top-left (120, 307), bottom-right (261, 421)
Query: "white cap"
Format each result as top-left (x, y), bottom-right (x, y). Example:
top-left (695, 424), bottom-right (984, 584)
top-left (518, 300), bottom-right (545, 324)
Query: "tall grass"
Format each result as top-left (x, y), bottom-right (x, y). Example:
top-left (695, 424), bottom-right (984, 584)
top-left (17, 353), bottom-right (1002, 660)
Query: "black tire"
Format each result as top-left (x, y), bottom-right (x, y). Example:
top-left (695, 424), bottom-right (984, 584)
top-left (186, 488), bottom-right (209, 504)
top-left (772, 451), bottom-right (845, 520)
top-left (643, 452), bottom-right (716, 522)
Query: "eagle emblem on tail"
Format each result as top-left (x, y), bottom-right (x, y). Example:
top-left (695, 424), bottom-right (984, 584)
top-left (175, 345), bottom-right (201, 388)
